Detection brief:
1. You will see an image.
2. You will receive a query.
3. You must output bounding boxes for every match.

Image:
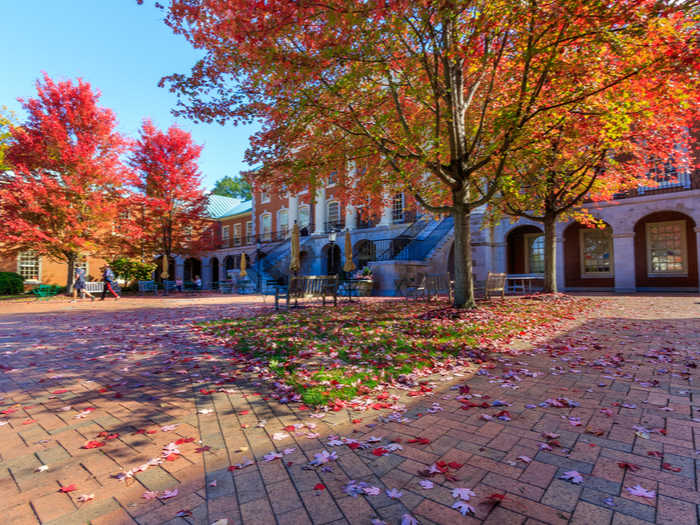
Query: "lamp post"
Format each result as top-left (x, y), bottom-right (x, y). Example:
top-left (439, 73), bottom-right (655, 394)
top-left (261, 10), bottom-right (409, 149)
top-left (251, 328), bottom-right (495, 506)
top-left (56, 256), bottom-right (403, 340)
top-left (328, 230), bottom-right (337, 275)
top-left (256, 240), bottom-right (262, 292)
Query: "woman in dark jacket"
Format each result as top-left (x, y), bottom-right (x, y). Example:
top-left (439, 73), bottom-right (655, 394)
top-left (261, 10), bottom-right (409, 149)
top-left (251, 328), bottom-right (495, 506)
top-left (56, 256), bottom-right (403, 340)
top-left (71, 267), bottom-right (95, 302)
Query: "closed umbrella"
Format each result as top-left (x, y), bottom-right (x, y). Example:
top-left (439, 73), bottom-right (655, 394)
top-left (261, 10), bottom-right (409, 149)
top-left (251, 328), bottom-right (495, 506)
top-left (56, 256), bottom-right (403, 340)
top-left (240, 252), bottom-right (247, 277)
top-left (289, 222), bottom-right (301, 274)
top-left (343, 230), bottom-right (356, 273)
top-left (161, 255), bottom-right (169, 279)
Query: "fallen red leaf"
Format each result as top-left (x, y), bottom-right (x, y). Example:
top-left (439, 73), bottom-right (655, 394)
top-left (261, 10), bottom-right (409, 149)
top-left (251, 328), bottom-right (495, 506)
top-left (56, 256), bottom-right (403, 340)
top-left (60, 484), bottom-right (77, 493)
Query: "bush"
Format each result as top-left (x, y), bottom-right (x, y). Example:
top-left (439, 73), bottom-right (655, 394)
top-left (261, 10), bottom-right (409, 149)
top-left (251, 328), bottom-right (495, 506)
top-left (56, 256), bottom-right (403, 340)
top-left (0, 272), bottom-right (24, 295)
top-left (110, 257), bottom-right (157, 284)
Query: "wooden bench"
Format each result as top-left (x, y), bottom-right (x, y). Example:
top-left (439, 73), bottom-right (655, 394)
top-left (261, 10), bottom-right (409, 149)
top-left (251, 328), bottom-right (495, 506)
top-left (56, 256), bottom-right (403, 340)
top-left (32, 284), bottom-right (60, 300)
top-left (275, 275), bottom-right (338, 310)
top-left (473, 272), bottom-right (506, 299)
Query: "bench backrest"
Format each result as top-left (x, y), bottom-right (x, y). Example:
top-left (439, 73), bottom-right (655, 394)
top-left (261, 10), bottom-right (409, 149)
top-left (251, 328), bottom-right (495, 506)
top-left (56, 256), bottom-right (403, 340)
top-left (486, 272), bottom-right (506, 291)
top-left (289, 275), bottom-right (338, 296)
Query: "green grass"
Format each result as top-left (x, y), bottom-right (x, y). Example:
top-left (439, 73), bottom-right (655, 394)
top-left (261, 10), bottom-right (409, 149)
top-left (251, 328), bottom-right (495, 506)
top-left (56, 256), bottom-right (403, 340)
top-left (201, 297), bottom-right (592, 406)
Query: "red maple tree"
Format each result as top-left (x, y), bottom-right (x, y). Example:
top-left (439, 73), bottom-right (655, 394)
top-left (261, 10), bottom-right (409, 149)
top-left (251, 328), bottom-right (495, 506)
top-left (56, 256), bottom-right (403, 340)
top-left (0, 74), bottom-right (130, 290)
top-left (126, 120), bottom-right (211, 274)
top-left (159, 0), bottom-right (698, 307)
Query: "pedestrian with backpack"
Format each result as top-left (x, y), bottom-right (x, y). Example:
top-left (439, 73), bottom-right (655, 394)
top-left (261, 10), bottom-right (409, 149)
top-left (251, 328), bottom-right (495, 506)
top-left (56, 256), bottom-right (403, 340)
top-left (100, 264), bottom-right (120, 300)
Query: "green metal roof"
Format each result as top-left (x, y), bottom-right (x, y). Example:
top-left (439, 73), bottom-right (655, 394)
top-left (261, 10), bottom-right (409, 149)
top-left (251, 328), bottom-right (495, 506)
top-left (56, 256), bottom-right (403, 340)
top-left (206, 194), bottom-right (252, 219)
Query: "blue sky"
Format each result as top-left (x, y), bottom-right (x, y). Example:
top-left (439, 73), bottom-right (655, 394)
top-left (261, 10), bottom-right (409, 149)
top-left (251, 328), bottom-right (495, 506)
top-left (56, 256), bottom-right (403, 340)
top-left (1, 1), bottom-right (258, 190)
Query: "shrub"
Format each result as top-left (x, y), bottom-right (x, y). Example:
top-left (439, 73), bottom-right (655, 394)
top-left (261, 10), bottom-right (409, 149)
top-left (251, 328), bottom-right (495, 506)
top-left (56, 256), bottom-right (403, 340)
top-left (0, 272), bottom-right (24, 295)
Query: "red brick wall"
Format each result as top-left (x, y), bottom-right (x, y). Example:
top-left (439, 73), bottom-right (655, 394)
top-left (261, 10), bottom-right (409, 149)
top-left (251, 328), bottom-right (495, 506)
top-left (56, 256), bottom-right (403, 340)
top-left (563, 223), bottom-right (614, 288)
top-left (254, 189), bottom-right (288, 234)
top-left (219, 213), bottom-right (252, 247)
top-left (633, 211), bottom-right (698, 288)
top-left (0, 251), bottom-right (108, 287)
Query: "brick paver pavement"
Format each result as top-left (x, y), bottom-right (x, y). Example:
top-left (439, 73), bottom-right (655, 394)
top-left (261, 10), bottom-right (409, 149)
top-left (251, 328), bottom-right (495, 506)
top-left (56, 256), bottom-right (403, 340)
top-left (0, 294), bottom-right (698, 525)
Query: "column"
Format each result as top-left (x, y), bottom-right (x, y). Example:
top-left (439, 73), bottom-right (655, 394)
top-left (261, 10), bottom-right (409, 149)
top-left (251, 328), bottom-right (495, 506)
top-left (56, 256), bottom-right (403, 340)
top-left (200, 257), bottom-right (211, 289)
top-left (555, 237), bottom-right (565, 291)
top-left (695, 227), bottom-right (700, 287)
top-left (345, 203), bottom-right (357, 231)
top-left (612, 233), bottom-right (636, 292)
top-left (174, 256), bottom-right (185, 282)
top-left (288, 194), bottom-right (299, 232)
top-left (314, 187), bottom-right (327, 235)
top-left (379, 194), bottom-right (392, 227)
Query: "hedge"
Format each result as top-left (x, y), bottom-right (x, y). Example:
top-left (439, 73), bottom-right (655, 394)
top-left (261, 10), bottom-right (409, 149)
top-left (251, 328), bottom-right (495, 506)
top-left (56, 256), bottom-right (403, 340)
top-left (0, 272), bottom-right (25, 295)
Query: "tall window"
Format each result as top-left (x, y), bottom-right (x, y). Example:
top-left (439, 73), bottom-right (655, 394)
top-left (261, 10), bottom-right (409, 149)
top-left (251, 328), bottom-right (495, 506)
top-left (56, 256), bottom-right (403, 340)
top-left (646, 220), bottom-right (687, 275)
top-left (233, 224), bottom-right (242, 246)
top-left (524, 234), bottom-right (544, 274)
top-left (260, 190), bottom-right (270, 204)
top-left (245, 221), bottom-right (253, 244)
top-left (392, 193), bottom-right (405, 223)
top-left (327, 171), bottom-right (337, 186)
top-left (298, 205), bottom-right (310, 229)
top-left (580, 228), bottom-right (613, 276)
top-left (17, 251), bottom-right (40, 281)
top-left (222, 225), bottom-right (230, 242)
top-left (327, 201), bottom-right (340, 228)
top-left (76, 256), bottom-right (88, 278)
top-left (278, 209), bottom-right (289, 237)
top-left (261, 213), bottom-right (272, 241)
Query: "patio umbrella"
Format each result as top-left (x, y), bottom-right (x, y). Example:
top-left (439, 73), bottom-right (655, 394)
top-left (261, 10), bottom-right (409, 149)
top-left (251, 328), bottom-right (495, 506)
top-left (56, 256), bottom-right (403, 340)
top-left (161, 256), bottom-right (169, 280)
top-left (343, 230), bottom-right (356, 273)
top-left (240, 252), bottom-right (247, 277)
top-left (289, 222), bottom-right (300, 274)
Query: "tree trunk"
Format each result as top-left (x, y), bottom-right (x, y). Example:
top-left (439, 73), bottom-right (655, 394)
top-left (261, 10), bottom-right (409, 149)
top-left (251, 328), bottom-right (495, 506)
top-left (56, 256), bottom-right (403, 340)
top-left (65, 253), bottom-right (76, 295)
top-left (452, 203), bottom-right (476, 308)
top-left (543, 215), bottom-right (557, 293)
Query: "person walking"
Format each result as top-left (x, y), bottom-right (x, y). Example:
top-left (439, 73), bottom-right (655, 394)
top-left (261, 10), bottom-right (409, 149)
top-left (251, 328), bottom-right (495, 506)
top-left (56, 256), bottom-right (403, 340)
top-left (100, 264), bottom-right (120, 300)
top-left (71, 267), bottom-right (95, 302)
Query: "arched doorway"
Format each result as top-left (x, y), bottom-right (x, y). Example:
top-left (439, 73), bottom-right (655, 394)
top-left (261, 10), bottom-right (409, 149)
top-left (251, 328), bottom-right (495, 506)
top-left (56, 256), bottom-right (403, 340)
top-left (634, 211), bottom-right (698, 289)
top-left (223, 256), bottom-right (235, 279)
top-left (563, 222), bottom-right (614, 288)
top-left (447, 243), bottom-right (455, 280)
top-left (210, 257), bottom-right (220, 283)
top-left (506, 225), bottom-right (544, 274)
top-left (154, 256), bottom-right (175, 283)
top-left (183, 257), bottom-right (202, 282)
top-left (354, 239), bottom-right (376, 269)
top-left (322, 244), bottom-right (341, 275)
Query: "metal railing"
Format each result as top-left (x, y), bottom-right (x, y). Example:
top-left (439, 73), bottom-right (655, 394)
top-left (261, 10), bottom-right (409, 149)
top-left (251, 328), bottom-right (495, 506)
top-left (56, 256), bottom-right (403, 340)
top-left (324, 219), bottom-right (345, 233)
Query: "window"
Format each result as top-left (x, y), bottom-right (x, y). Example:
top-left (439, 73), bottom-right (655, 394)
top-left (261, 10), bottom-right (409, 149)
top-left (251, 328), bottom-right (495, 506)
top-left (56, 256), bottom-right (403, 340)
top-left (298, 205), bottom-right (310, 228)
top-left (355, 240), bottom-right (376, 268)
top-left (233, 223), bottom-right (242, 246)
top-left (76, 256), bottom-right (88, 278)
top-left (327, 201), bottom-right (340, 228)
top-left (18, 251), bottom-right (40, 281)
top-left (278, 209), bottom-right (289, 237)
top-left (392, 193), bottom-right (405, 223)
top-left (246, 221), bottom-right (253, 244)
top-left (222, 225), bottom-right (230, 240)
top-left (327, 171), bottom-right (337, 186)
top-left (524, 234), bottom-right (544, 274)
top-left (261, 213), bottom-right (272, 241)
top-left (646, 220), bottom-right (687, 275)
top-left (580, 228), bottom-right (613, 276)
top-left (260, 190), bottom-right (270, 204)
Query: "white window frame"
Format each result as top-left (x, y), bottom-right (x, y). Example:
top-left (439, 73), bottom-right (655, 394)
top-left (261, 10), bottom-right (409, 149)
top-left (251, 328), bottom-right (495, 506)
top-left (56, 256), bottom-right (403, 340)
top-left (646, 220), bottom-right (688, 276)
top-left (327, 200), bottom-right (340, 227)
top-left (278, 208), bottom-right (289, 237)
top-left (327, 171), bottom-right (338, 186)
top-left (17, 251), bottom-right (41, 282)
top-left (233, 223), bottom-right (242, 247)
top-left (222, 225), bottom-right (230, 240)
top-left (260, 190), bottom-right (270, 204)
top-left (523, 233), bottom-right (545, 274)
top-left (392, 193), bottom-right (405, 223)
top-left (579, 228), bottom-right (614, 278)
top-left (298, 205), bottom-right (310, 228)
top-left (245, 221), bottom-right (253, 244)
top-left (261, 213), bottom-right (272, 241)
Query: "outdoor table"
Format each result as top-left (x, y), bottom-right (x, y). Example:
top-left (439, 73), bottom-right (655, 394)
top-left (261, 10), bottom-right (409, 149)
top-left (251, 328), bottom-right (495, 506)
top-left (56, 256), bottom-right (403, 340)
top-left (506, 274), bottom-right (541, 294)
top-left (342, 279), bottom-right (362, 302)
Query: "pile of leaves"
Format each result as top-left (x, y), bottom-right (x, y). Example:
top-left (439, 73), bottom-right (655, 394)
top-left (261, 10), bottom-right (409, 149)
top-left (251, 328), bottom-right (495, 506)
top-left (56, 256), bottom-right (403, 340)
top-left (201, 297), bottom-right (593, 406)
